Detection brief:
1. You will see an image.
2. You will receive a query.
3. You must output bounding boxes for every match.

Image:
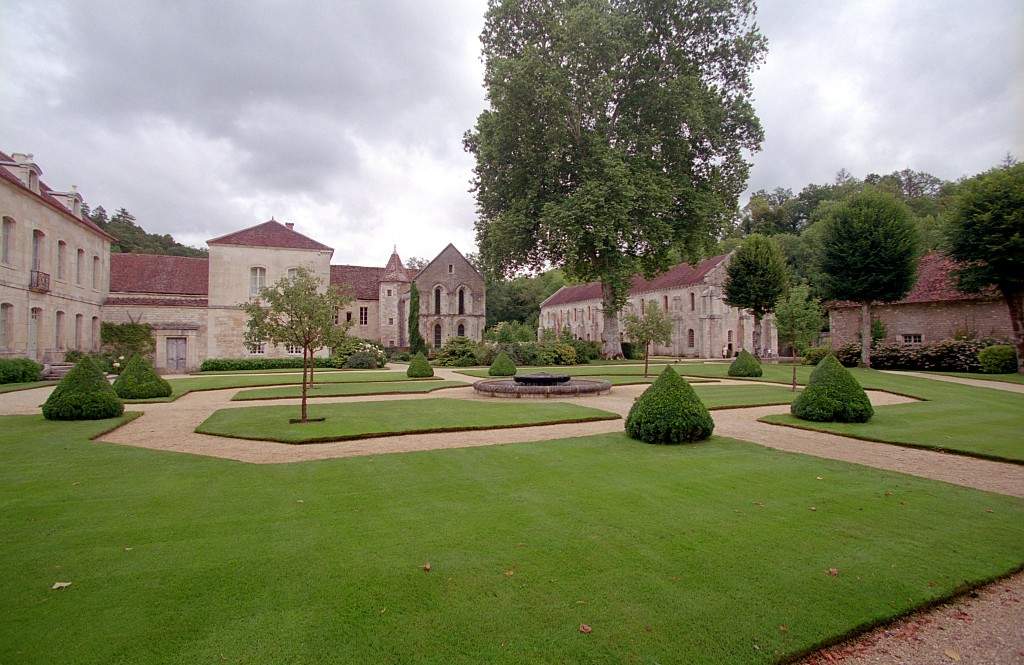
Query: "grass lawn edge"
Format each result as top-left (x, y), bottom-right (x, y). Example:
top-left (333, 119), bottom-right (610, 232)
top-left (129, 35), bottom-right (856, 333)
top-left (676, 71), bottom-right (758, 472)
top-left (229, 381), bottom-right (470, 401)
top-left (195, 413), bottom-right (621, 445)
top-left (0, 380), bottom-right (58, 394)
top-left (759, 415), bottom-right (1024, 466)
top-left (85, 411), bottom-right (144, 439)
top-left (123, 375), bottom-right (438, 403)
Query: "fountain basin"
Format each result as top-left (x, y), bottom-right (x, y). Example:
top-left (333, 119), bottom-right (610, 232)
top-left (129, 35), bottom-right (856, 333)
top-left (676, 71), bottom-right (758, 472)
top-left (474, 377), bottom-right (612, 398)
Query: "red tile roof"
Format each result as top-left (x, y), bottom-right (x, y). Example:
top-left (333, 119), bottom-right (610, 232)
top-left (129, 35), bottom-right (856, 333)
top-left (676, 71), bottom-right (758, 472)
top-left (541, 254), bottom-right (728, 308)
top-left (109, 253), bottom-right (209, 295)
top-left (207, 220), bottom-right (332, 251)
top-left (382, 250), bottom-right (411, 282)
top-left (331, 265), bottom-right (385, 300)
top-left (105, 296), bottom-right (209, 307)
top-left (0, 150), bottom-right (115, 241)
top-left (829, 252), bottom-right (993, 308)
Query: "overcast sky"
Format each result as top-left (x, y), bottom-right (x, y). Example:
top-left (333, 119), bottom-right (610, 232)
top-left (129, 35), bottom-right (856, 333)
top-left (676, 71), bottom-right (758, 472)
top-left (3, 0), bottom-right (1021, 265)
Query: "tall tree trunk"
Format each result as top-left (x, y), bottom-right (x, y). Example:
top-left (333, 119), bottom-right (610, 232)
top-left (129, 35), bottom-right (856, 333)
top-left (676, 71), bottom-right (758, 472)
top-left (1004, 289), bottom-right (1024, 373)
top-left (860, 302), bottom-right (872, 368)
top-left (300, 345), bottom-right (309, 422)
top-left (644, 341), bottom-right (650, 377)
top-left (600, 282), bottom-right (623, 359)
top-left (752, 313), bottom-right (762, 359)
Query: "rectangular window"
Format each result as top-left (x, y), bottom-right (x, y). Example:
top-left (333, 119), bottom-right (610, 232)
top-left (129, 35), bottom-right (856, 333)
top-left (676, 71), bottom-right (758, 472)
top-left (92, 256), bottom-right (100, 289)
top-left (0, 303), bottom-right (12, 349)
top-left (386, 289), bottom-right (392, 297)
top-left (247, 342), bottom-right (266, 355)
top-left (74, 314), bottom-right (83, 350)
top-left (902, 334), bottom-right (923, 345)
top-left (76, 249), bottom-right (84, 284)
top-left (57, 241), bottom-right (66, 280)
top-left (285, 344), bottom-right (302, 355)
top-left (287, 268), bottom-right (299, 280)
top-left (359, 307), bottom-right (368, 326)
top-left (249, 267), bottom-right (266, 296)
top-left (448, 264), bottom-right (454, 273)
top-left (1, 218), bottom-right (13, 264)
top-left (388, 317), bottom-right (394, 326)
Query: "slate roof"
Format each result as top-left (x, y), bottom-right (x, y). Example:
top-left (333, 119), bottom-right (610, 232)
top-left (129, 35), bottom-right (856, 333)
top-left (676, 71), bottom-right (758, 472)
top-left (109, 253), bottom-right (209, 295)
top-left (828, 252), bottom-right (993, 308)
top-left (541, 254), bottom-right (728, 308)
top-left (207, 220), bottom-right (333, 251)
top-left (0, 150), bottom-right (115, 241)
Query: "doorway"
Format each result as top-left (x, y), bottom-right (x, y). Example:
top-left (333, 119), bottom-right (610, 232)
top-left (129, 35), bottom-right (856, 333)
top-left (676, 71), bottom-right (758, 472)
top-left (166, 337), bottom-right (187, 372)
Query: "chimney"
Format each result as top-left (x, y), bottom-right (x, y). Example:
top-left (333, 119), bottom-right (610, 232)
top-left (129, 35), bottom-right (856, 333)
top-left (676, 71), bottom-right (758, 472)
top-left (285, 222), bottom-right (295, 230)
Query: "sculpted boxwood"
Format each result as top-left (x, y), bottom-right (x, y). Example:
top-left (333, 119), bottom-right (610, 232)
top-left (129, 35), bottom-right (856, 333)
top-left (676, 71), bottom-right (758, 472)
top-left (625, 366), bottom-right (714, 444)
top-left (113, 355), bottom-right (172, 399)
top-left (790, 354), bottom-right (873, 423)
top-left (406, 352), bottom-right (434, 378)
top-left (43, 357), bottom-right (124, 420)
top-left (488, 351), bottom-right (517, 377)
top-left (728, 349), bottom-right (763, 377)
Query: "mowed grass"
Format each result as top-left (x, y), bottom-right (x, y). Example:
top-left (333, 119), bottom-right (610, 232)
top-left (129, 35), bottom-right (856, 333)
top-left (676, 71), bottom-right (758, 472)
top-left (2, 416), bottom-right (1023, 664)
top-left (929, 371), bottom-right (1024, 385)
top-left (0, 380), bottom-right (57, 394)
top-left (196, 397), bottom-right (620, 443)
top-left (231, 379), bottom-right (469, 401)
top-left (694, 384), bottom-right (798, 409)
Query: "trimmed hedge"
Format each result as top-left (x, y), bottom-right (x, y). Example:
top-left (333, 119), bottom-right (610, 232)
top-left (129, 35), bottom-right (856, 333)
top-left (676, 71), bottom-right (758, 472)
top-left (728, 349), bottom-right (763, 377)
top-left (625, 366), bottom-right (714, 444)
top-left (342, 351), bottom-right (380, 369)
top-left (978, 344), bottom-right (1017, 374)
top-left (802, 347), bottom-right (831, 366)
top-left (113, 355), bottom-right (172, 399)
top-left (200, 357), bottom-right (336, 372)
top-left (407, 352), bottom-right (434, 378)
top-left (790, 354), bottom-right (873, 423)
top-left (488, 352), bottom-right (517, 377)
top-left (0, 357), bottom-right (43, 384)
top-left (42, 357), bottom-right (124, 420)
top-left (862, 338), bottom-right (1007, 373)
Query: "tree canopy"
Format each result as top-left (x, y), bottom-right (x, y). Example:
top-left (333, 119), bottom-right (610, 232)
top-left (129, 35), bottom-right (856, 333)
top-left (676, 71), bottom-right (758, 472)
top-left (723, 234), bottom-right (788, 357)
top-left (623, 300), bottom-right (672, 376)
top-left (83, 204), bottom-right (207, 257)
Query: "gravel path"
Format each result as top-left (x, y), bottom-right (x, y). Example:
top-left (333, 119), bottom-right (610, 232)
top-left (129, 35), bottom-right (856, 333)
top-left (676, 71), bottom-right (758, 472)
top-left (881, 370), bottom-right (1024, 394)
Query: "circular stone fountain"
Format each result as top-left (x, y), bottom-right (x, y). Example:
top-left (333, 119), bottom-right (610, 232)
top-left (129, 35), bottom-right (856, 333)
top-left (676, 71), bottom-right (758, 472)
top-left (473, 372), bottom-right (612, 398)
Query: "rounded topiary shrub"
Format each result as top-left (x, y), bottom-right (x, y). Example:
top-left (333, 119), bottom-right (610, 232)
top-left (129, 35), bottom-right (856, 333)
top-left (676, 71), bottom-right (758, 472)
top-left (978, 344), bottom-right (1017, 374)
top-left (728, 349), bottom-right (763, 377)
top-left (343, 351), bottom-right (380, 369)
top-left (625, 366), bottom-right (714, 444)
top-left (112, 355), bottom-right (172, 399)
top-left (488, 351), bottom-right (516, 377)
top-left (42, 357), bottom-right (124, 420)
top-left (802, 347), bottom-right (830, 366)
top-left (790, 354), bottom-right (873, 423)
top-left (406, 352), bottom-right (434, 378)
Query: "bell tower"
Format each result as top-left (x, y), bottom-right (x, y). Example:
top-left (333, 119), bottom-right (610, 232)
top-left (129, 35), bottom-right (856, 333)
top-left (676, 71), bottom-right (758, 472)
top-left (378, 246), bottom-right (410, 348)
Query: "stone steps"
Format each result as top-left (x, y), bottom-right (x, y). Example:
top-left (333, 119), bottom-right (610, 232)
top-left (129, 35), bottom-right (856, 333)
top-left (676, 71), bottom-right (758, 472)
top-left (43, 363), bottom-right (75, 380)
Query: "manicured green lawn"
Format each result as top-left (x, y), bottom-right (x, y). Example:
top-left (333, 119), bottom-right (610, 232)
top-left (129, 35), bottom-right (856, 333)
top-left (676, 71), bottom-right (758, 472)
top-left (929, 371), bottom-right (1024, 385)
top-left (0, 380), bottom-right (57, 394)
top-left (231, 379), bottom-right (469, 401)
top-left (125, 370), bottom-right (428, 402)
top-left (197, 398), bottom-right (620, 443)
top-left (2, 416), bottom-right (1022, 664)
top-left (762, 374), bottom-right (1024, 463)
top-left (694, 384), bottom-right (798, 409)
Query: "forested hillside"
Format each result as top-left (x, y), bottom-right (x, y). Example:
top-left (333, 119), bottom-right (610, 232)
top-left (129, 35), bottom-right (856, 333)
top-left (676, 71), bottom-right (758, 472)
top-left (82, 204), bottom-right (207, 257)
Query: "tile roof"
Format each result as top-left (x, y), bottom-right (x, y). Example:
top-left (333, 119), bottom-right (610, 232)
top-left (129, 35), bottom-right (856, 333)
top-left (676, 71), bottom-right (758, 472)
top-left (109, 253), bottom-right (209, 295)
top-left (105, 296), bottom-right (209, 307)
top-left (828, 252), bottom-right (994, 308)
top-left (207, 220), bottom-right (332, 251)
top-left (382, 250), bottom-right (411, 282)
top-left (331, 265), bottom-right (386, 300)
top-left (541, 254), bottom-right (729, 308)
top-left (0, 150), bottom-right (115, 241)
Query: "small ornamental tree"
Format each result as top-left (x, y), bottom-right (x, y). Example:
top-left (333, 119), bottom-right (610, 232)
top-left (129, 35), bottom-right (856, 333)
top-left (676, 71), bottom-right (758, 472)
top-left (728, 349), bottom-right (762, 377)
top-left (819, 190), bottom-right (919, 367)
top-left (622, 301), bottom-right (673, 377)
top-left (241, 268), bottom-right (352, 423)
top-left (790, 354), bottom-right (873, 423)
top-left (774, 284), bottom-right (824, 390)
top-left (42, 357), bottom-right (124, 420)
top-left (408, 282), bottom-right (427, 355)
top-left (625, 365), bottom-right (714, 444)
top-left (406, 352), bottom-right (434, 378)
top-left (488, 351), bottom-right (517, 376)
top-left (112, 354), bottom-right (172, 399)
top-left (723, 234), bottom-right (789, 358)
top-left (946, 163), bottom-right (1024, 373)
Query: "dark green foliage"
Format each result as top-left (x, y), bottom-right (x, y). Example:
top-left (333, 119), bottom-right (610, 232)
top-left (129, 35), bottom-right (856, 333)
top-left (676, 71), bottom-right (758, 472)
top-left (625, 366), bottom-right (714, 444)
top-left (488, 352), bottom-right (516, 377)
top-left (802, 347), bottom-right (831, 365)
top-left (342, 352), bottom-right (379, 369)
top-left (835, 343), bottom-right (863, 367)
top-left (978, 345), bottom-right (1017, 374)
top-left (0, 357), bottom-right (43, 384)
top-left (620, 342), bottom-right (643, 360)
top-left (790, 355), bottom-right (873, 423)
top-left (406, 352), bottom-right (434, 378)
top-left (485, 271), bottom-right (566, 329)
top-left (408, 283), bottom-right (427, 355)
top-left (869, 338), bottom-right (1005, 373)
top-left (101, 322), bottom-right (156, 359)
top-left (723, 234), bottom-right (789, 318)
top-left (89, 206), bottom-right (207, 257)
top-left (434, 337), bottom-right (480, 367)
top-left (113, 355), bottom-right (172, 399)
top-left (42, 357), bottom-right (124, 420)
top-left (728, 349), bottom-right (763, 377)
top-left (200, 357), bottom-right (337, 372)
top-left (331, 338), bottom-right (388, 367)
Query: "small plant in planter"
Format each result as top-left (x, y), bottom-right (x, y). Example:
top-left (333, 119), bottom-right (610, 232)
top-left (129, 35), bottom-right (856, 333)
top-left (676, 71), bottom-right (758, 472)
top-left (728, 349), bottom-right (763, 377)
top-left (488, 351), bottom-right (517, 377)
top-left (625, 365), bottom-right (714, 444)
top-left (42, 357), bottom-right (124, 421)
top-left (790, 354), bottom-right (873, 423)
top-left (407, 352), bottom-right (434, 378)
top-left (113, 355), bottom-right (172, 399)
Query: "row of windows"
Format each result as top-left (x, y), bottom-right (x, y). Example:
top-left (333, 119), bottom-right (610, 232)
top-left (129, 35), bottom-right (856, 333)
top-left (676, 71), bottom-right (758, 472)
top-left (0, 302), bottom-right (100, 352)
top-left (1, 217), bottom-right (102, 289)
top-left (248, 267), bottom-right (304, 296)
top-left (433, 286), bottom-right (472, 315)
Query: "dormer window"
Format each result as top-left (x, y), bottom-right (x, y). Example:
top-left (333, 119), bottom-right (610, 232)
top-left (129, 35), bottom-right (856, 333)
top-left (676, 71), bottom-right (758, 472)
top-left (27, 171), bottom-right (39, 194)
top-left (250, 267), bottom-right (267, 296)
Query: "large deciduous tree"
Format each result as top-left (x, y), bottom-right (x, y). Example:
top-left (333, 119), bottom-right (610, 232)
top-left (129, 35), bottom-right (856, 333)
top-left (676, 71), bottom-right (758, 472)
top-left (947, 163), bottom-right (1024, 372)
top-left (623, 300), bottom-right (673, 376)
top-left (819, 190), bottom-right (919, 367)
top-left (466, 0), bottom-right (767, 358)
top-left (241, 268), bottom-right (352, 423)
top-left (773, 284), bottom-right (823, 390)
top-left (723, 234), bottom-right (788, 358)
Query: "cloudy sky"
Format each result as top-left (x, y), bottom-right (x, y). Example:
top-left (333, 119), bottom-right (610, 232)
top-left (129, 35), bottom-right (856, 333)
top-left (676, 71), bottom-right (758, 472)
top-left (3, 0), bottom-right (1021, 265)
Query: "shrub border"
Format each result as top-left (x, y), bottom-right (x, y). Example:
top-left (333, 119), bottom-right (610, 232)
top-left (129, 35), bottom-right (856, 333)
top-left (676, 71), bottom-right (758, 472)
top-left (229, 381), bottom-right (469, 401)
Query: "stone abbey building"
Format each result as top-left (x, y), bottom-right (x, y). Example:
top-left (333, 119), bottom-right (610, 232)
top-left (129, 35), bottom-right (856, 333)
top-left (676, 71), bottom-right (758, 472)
top-left (1, 150), bottom-right (484, 371)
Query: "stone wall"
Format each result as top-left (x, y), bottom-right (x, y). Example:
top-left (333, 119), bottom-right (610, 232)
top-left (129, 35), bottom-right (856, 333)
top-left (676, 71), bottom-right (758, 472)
top-left (103, 297), bottom-right (208, 371)
top-left (414, 244), bottom-right (485, 347)
top-left (829, 299), bottom-right (1013, 347)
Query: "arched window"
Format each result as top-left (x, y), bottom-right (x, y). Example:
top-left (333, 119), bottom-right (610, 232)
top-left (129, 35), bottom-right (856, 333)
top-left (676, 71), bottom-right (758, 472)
top-left (1, 217), bottom-right (14, 265)
top-left (31, 230), bottom-right (45, 271)
top-left (457, 323), bottom-right (465, 337)
top-left (0, 303), bottom-right (13, 350)
top-left (433, 323), bottom-right (442, 348)
top-left (690, 292), bottom-right (695, 311)
top-left (55, 311), bottom-right (65, 350)
top-left (249, 267), bottom-right (266, 296)
top-left (29, 308), bottom-right (41, 356)
top-left (74, 314), bottom-right (83, 350)
top-left (76, 249), bottom-right (84, 284)
top-left (727, 330), bottom-right (733, 343)
top-left (57, 241), bottom-right (67, 280)
top-left (663, 295), bottom-right (668, 311)
top-left (91, 316), bottom-right (100, 351)
top-left (458, 288), bottom-right (465, 315)
top-left (434, 287), bottom-right (442, 315)
top-left (92, 255), bottom-right (100, 289)
top-left (687, 329), bottom-right (695, 348)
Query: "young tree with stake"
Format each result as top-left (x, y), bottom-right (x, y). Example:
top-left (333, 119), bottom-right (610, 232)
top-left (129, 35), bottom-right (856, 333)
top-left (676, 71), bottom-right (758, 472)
top-left (774, 284), bottom-right (823, 390)
top-left (622, 301), bottom-right (673, 377)
top-left (723, 234), bottom-right (789, 358)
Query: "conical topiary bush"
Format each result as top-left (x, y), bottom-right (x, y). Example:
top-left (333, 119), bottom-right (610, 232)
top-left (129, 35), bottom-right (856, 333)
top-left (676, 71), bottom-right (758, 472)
top-left (790, 354), bottom-right (873, 422)
top-left (728, 349), bottom-right (763, 377)
top-left (42, 356), bottom-right (124, 420)
top-left (488, 351), bottom-right (517, 377)
top-left (113, 354), bottom-right (173, 399)
top-left (406, 352), bottom-right (434, 378)
top-left (625, 365), bottom-right (714, 444)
